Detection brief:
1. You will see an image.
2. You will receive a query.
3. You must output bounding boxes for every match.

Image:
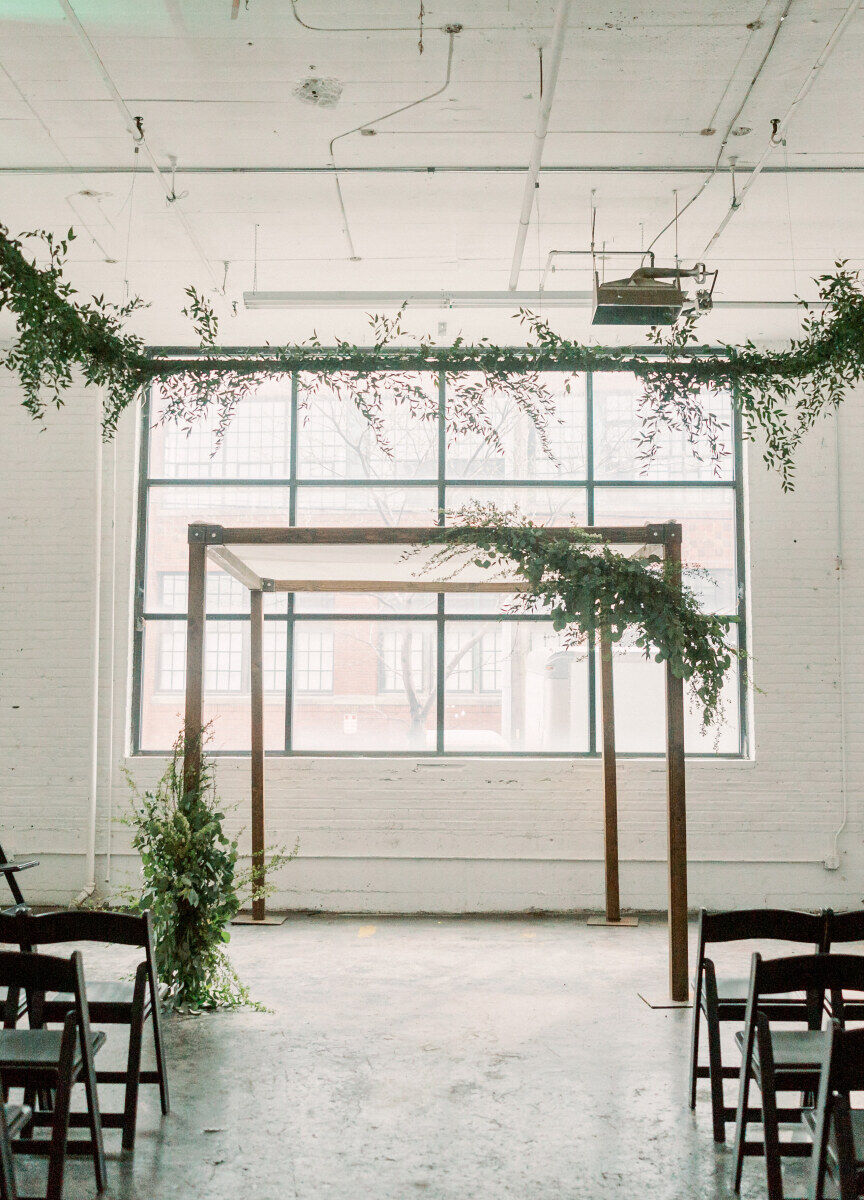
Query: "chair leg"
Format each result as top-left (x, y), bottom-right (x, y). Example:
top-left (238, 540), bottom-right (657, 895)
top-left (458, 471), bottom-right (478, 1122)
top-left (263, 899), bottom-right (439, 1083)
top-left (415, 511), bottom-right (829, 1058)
top-left (0, 1109), bottom-right (18, 1200)
top-left (148, 977), bottom-right (170, 1116)
top-left (45, 1073), bottom-right (73, 1200)
top-left (760, 1078), bottom-right (784, 1200)
top-left (732, 1061), bottom-right (753, 1193)
top-left (122, 969), bottom-right (147, 1152)
top-left (80, 1053), bottom-right (107, 1192)
top-left (706, 1007), bottom-right (726, 1143)
top-left (688, 988), bottom-right (702, 1109)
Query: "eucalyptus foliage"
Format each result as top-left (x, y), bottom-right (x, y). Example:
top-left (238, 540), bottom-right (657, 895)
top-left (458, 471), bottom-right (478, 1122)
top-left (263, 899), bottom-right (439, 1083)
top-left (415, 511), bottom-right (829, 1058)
top-left (2, 222), bottom-right (862, 489)
top-left (125, 730), bottom-right (295, 1011)
top-left (419, 502), bottom-right (738, 728)
top-left (0, 225), bottom-right (149, 437)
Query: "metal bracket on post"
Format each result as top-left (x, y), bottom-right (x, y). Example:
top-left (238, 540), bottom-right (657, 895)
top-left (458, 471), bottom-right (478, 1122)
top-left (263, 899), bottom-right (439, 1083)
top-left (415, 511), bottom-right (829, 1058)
top-left (188, 523), bottom-right (224, 545)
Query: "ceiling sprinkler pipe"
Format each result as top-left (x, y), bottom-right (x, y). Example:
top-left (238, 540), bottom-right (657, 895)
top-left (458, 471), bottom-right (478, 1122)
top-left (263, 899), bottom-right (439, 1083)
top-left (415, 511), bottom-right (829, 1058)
top-left (508, 0), bottom-right (572, 290)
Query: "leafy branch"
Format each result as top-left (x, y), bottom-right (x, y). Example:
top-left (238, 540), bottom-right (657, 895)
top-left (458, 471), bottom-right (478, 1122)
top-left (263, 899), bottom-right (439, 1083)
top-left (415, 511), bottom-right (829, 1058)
top-left (416, 501), bottom-right (738, 728)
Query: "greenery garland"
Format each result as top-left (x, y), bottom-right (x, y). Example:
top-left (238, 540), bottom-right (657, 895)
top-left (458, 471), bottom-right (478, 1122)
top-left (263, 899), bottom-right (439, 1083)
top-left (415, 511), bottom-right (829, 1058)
top-left (2, 223), bottom-right (863, 488)
top-left (418, 502), bottom-right (738, 728)
top-left (124, 729), bottom-right (295, 1011)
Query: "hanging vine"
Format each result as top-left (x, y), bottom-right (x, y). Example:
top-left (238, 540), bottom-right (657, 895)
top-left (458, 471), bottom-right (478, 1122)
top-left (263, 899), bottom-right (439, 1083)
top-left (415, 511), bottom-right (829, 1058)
top-left (2, 222), bottom-right (863, 489)
top-left (416, 501), bottom-right (738, 729)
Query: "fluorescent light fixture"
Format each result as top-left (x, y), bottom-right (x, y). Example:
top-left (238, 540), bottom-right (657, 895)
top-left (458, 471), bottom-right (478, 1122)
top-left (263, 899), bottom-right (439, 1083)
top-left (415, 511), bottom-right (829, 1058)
top-left (243, 290), bottom-right (814, 312)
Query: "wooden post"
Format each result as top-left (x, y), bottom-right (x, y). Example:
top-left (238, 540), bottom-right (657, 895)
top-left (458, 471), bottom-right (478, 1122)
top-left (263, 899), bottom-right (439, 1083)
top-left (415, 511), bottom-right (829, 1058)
top-left (182, 535), bottom-right (207, 797)
top-left (599, 626), bottom-right (621, 922)
top-left (250, 589), bottom-right (266, 921)
top-left (665, 525), bottom-right (690, 1002)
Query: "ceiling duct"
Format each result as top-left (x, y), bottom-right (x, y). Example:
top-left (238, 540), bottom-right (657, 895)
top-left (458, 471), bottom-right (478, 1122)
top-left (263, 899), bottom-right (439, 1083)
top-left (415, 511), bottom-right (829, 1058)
top-left (592, 264), bottom-right (715, 326)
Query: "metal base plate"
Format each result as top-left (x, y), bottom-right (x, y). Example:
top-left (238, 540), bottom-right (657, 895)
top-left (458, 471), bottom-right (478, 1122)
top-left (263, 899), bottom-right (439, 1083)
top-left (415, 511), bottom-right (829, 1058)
top-left (587, 916), bottom-right (639, 927)
top-left (232, 913), bottom-right (287, 926)
top-left (637, 991), bottom-right (694, 1009)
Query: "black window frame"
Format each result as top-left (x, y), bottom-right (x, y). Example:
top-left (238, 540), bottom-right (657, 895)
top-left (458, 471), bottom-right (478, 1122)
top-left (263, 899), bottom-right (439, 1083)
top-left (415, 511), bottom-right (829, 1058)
top-left (132, 365), bottom-right (748, 758)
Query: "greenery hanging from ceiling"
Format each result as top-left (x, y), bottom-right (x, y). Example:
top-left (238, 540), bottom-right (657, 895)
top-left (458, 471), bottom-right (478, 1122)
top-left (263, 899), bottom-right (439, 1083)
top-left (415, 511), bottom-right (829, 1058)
top-left (2, 223), bottom-right (863, 488)
top-left (418, 501), bottom-right (738, 729)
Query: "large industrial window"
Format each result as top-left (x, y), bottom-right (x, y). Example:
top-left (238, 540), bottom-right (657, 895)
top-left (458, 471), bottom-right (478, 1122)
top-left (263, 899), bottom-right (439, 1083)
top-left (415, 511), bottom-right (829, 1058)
top-left (133, 370), bottom-right (747, 756)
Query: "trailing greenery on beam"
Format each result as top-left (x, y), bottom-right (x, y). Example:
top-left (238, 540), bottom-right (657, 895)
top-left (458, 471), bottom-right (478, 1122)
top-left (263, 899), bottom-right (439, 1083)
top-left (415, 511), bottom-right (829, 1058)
top-left (2, 224), bottom-right (862, 487)
top-left (418, 502), bottom-right (737, 729)
top-left (0, 225), bottom-right (149, 437)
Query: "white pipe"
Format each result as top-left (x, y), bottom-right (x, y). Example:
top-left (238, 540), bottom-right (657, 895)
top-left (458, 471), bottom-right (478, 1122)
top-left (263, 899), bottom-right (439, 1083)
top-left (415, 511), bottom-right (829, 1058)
top-left (704, 0), bottom-right (861, 255)
top-left (508, 0), bottom-right (572, 290)
top-left (56, 0), bottom-right (220, 290)
top-left (102, 433), bottom-right (118, 897)
top-left (74, 411), bottom-right (103, 907)
top-left (828, 406), bottom-right (848, 869)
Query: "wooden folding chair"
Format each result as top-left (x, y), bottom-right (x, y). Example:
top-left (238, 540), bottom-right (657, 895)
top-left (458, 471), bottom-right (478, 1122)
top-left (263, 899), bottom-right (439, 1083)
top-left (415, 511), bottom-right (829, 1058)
top-left (689, 908), bottom-right (828, 1141)
top-left (1, 1104), bottom-right (30, 1200)
top-left (0, 844), bottom-right (37, 918)
top-left (0, 949), bottom-right (106, 1200)
top-left (804, 1020), bottom-right (864, 1200)
top-left (0, 910), bottom-right (169, 1153)
top-left (733, 952), bottom-right (864, 1198)
top-left (824, 910), bottom-right (864, 1022)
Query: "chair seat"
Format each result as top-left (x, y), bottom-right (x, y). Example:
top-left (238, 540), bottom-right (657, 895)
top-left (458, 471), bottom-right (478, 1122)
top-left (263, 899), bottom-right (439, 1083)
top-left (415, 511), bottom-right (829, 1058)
top-left (736, 1027), bottom-right (828, 1070)
top-left (0, 1028), bottom-right (105, 1072)
top-left (2, 1103), bottom-right (31, 1138)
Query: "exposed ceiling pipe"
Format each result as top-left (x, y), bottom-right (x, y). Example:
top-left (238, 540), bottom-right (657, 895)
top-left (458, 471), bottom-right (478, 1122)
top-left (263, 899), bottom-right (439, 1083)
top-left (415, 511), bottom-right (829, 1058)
top-left (3, 163), bottom-right (863, 177)
top-left (508, 0), bottom-right (571, 290)
top-left (243, 289), bottom-right (821, 311)
top-left (328, 26), bottom-right (460, 260)
top-left (541, 249), bottom-right (653, 291)
top-left (644, 0), bottom-right (794, 256)
top-left (56, 0), bottom-right (221, 290)
top-left (704, 0), bottom-right (862, 255)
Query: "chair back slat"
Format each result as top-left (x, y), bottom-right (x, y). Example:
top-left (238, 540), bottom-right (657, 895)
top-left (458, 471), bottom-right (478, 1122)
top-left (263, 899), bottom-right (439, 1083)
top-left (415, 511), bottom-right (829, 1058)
top-left (754, 952), bottom-right (864, 998)
top-left (701, 907), bottom-right (826, 946)
top-left (0, 909), bottom-right (149, 950)
top-left (826, 910), bottom-right (864, 948)
top-left (0, 948), bottom-right (79, 994)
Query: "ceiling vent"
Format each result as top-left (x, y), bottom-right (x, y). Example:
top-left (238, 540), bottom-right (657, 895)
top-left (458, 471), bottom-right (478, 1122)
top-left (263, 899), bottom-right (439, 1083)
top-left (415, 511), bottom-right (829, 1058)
top-left (592, 264), bottom-right (715, 326)
top-left (293, 77), bottom-right (343, 107)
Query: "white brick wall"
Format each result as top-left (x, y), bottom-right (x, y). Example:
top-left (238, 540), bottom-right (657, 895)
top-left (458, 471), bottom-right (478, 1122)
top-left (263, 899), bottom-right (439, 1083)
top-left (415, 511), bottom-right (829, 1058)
top-left (1, 366), bottom-right (861, 913)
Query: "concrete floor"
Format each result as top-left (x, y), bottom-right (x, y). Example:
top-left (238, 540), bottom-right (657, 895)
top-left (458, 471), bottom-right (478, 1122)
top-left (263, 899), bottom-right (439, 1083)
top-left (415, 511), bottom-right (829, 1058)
top-left (11, 915), bottom-right (813, 1200)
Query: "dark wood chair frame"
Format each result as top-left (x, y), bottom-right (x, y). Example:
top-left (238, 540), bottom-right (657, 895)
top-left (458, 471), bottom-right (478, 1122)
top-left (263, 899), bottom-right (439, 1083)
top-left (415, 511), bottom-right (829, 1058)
top-left (688, 908), bottom-right (829, 1142)
top-left (0, 845), bottom-right (37, 918)
top-left (0, 949), bottom-right (106, 1200)
top-left (0, 910), bottom-right (169, 1153)
top-left (732, 952), bottom-right (864, 1198)
top-left (0, 1103), bottom-right (30, 1200)
top-left (805, 1020), bottom-right (864, 1200)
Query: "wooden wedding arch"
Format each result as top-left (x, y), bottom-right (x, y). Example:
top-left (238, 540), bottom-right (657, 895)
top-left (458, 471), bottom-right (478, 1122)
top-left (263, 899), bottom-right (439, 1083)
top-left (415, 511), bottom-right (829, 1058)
top-left (182, 520), bottom-right (689, 1002)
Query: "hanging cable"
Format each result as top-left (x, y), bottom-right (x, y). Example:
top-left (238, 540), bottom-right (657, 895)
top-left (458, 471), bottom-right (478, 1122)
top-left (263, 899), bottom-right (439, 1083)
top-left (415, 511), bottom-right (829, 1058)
top-left (122, 146), bottom-right (139, 302)
top-left (703, 0), bottom-right (861, 254)
top-left (645, 0), bottom-right (794, 256)
top-left (57, 0), bottom-right (221, 290)
top-left (329, 26), bottom-right (460, 260)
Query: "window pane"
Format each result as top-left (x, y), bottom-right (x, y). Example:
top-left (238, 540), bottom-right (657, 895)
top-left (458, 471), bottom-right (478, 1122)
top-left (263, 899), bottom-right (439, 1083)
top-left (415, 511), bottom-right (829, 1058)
top-left (592, 373), bottom-right (733, 481)
top-left (291, 620), bottom-right (437, 751)
top-left (297, 375), bottom-right (437, 480)
top-left (138, 619), bottom-right (286, 752)
top-left (443, 622), bottom-right (589, 751)
top-left (594, 627), bottom-right (740, 754)
top-left (443, 487), bottom-right (586, 614)
top-left (592, 486), bottom-right (737, 613)
top-left (148, 381), bottom-right (292, 479)
top-left (446, 373), bottom-right (587, 480)
top-left (445, 486), bottom-right (587, 525)
top-left (144, 486), bottom-right (292, 612)
top-left (294, 486), bottom-right (439, 527)
top-left (295, 593), bottom-right (438, 615)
